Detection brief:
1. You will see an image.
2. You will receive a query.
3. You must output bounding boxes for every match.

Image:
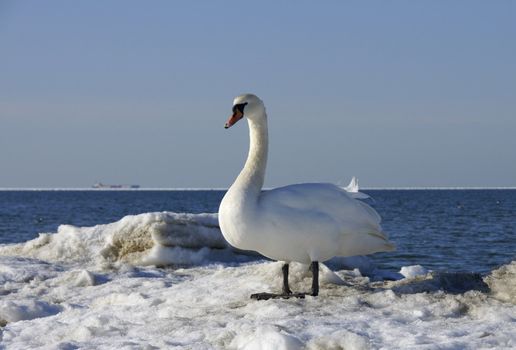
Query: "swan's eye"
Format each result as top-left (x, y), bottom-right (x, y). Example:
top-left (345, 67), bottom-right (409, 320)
top-left (232, 102), bottom-right (248, 114)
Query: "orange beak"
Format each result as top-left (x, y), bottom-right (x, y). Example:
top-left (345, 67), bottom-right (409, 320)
top-left (224, 109), bottom-right (243, 129)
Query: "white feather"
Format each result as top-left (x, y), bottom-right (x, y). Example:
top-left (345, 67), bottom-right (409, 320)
top-left (219, 94), bottom-right (395, 265)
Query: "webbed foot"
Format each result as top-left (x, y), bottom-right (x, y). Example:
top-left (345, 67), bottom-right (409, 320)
top-left (250, 292), bottom-right (306, 300)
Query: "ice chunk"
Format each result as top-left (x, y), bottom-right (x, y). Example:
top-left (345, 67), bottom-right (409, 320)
top-left (0, 299), bottom-right (62, 323)
top-left (0, 212), bottom-right (226, 267)
top-left (400, 265), bottom-right (429, 278)
top-left (484, 261), bottom-right (516, 304)
top-left (75, 270), bottom-right (97, 287)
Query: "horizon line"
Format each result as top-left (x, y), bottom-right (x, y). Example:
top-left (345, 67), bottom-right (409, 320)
top-left (1, 186), bottom-right (516, 191)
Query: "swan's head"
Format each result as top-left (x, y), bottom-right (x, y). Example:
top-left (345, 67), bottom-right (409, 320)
top-left (224, 93), bottom-right (265, 129)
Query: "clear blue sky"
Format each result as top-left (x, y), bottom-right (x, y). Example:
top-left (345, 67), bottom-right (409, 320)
top-left (1, 0), bottom-right (515, 188)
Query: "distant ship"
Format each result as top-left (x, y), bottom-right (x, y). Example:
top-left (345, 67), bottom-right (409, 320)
top-left (92, 182), bottom-right (140, 189)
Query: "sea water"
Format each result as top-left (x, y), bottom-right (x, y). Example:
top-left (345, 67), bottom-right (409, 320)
top-left (1, 189), bottom-right (514, 272)
top-left (0, 189), bottom-right (515, 349)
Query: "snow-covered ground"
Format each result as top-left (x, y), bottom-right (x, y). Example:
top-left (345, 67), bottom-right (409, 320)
top-left (1, 212), bottom-right (515, 349)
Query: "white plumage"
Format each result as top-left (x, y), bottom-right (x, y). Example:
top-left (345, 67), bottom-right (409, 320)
top-left (218, 93), bottom-right (394, 297)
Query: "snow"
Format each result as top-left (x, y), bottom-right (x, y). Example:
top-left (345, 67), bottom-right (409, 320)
top-left (0, 212), bottom-right (515, 349)
top-left (0, 299), bottom-right (62, 323)
top-left (231, 325), bottom-right (304, 350)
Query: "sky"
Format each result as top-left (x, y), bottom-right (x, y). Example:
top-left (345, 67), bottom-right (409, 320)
top-left (0, 0), bottom-right (515, 188)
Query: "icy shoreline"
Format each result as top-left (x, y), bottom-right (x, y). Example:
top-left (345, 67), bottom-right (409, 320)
top-left (0, 212), bottom-right (515, 349)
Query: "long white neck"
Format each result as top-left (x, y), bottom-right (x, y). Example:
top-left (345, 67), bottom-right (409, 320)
top-left (231, 111), bottom-right (268, 198)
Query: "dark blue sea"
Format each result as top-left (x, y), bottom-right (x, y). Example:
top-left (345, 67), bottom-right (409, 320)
top-left (0, 189), bottom-right (514, 274)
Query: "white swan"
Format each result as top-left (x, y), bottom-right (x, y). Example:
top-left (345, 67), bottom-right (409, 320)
top-left (219, 94), bottom-right (395, 299)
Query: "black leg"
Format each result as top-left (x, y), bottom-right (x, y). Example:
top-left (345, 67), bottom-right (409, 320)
top-left (282, 263), bottom-right (292, 295)
top-left (250, 262), bottom-right (306, 300)
top-left (311, 261), bottom-right (319, 296)
top-left (250, 262), bottom-right (320, 300)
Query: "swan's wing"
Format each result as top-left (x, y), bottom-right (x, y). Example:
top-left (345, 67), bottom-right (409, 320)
top-left (344, 176), bottom-right (359, 192)
top-left (343, 176), bottom-right (370, 199)
top-left (258, 183), bottom-right (394, 260)
top-left (347, 192), bottom-right (371, 200)
top-left (260, 183), bottom-right (382, 232)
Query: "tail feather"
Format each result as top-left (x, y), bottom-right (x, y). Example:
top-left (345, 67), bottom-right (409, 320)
top-left (367, 230), bottom-right (389, 241)
top-left (367, 231), bottom-right (396, 251)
